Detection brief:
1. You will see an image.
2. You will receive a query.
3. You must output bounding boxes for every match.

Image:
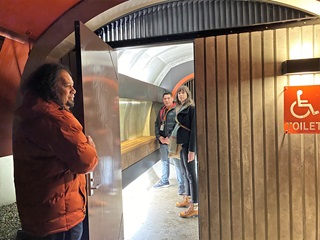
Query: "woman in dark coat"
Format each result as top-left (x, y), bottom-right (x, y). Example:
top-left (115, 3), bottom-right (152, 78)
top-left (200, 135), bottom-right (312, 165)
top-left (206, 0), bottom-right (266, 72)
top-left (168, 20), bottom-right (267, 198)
top-left (174, 85), bottom-right (198, 218)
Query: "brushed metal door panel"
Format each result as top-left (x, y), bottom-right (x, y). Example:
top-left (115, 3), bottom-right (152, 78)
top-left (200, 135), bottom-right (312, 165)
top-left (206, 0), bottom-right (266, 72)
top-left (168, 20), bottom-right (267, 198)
top-left (75, 21), bottom-right (123, 240)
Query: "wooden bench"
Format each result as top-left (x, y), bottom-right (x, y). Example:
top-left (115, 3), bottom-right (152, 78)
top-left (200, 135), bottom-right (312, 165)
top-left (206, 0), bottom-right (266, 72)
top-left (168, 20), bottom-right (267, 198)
top-left (121, 136), bottom-right (159, 170)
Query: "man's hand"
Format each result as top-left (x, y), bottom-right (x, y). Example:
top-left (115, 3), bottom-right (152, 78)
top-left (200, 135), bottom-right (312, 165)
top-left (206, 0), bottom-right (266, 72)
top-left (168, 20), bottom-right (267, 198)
top-left (159, 136), bottom-right (170, 144)
top-left (159, 136), bottom-right (165, 144)
top-left (163, 137), bottom-right (170, 144)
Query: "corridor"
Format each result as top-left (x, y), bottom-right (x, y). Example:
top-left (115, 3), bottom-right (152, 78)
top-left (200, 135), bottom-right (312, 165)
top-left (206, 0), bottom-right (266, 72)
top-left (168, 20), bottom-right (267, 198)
top-left (123, 160), bottom-right (199, 240)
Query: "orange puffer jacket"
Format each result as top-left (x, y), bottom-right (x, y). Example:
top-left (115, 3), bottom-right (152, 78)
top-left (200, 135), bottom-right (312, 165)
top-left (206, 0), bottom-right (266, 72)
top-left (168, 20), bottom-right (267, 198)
top-left (12, 92), bottom-right (98, 237)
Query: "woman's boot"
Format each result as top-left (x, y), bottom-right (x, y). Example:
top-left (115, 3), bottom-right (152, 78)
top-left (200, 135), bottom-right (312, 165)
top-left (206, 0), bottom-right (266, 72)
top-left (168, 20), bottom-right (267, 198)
top-left (175, 195), bottom-right (191, 208)
top-left (179, 203), bottom-right (198, 218)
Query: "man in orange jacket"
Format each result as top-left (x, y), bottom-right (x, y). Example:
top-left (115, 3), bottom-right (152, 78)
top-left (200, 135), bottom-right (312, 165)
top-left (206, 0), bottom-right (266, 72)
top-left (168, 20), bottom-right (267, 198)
top-left (12, 63), bottom-right (98, 240)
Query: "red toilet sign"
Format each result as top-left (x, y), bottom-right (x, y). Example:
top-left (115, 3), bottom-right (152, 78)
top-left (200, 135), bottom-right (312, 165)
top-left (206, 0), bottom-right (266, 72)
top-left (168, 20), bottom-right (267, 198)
top-left (284, 85), bottom-right (320, 134)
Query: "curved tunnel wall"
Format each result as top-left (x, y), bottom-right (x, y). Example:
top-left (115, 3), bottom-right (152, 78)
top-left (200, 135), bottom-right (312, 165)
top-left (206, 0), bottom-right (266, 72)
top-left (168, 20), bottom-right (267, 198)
top-left (119, 99), bottom-right (161, 141)
top-left (97, 0), bottom-right (316, 42)
top-left (117, 73), bottom-right (166, 141)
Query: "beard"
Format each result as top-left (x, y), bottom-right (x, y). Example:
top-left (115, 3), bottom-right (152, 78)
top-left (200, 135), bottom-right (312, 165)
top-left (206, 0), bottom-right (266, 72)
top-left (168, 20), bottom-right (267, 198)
top-left (66, 99), bottom-right (75, 109)
top-left (52, 93), bottom-right (74, 110)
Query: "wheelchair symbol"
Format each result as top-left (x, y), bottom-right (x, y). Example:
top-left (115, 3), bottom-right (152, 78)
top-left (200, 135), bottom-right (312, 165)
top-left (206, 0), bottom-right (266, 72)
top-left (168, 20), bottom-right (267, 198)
top-left (290, 90), bottom-right (319, 119)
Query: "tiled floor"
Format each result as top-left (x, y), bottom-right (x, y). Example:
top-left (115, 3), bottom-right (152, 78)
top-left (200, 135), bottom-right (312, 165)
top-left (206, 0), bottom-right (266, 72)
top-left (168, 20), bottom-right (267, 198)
top-left (122, 161), bottom-right (199, 240)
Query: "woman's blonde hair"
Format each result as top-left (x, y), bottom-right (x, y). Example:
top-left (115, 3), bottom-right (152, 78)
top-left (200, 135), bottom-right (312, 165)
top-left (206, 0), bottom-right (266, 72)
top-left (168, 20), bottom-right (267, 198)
top-left (174, 85), bottom-right (194, 107)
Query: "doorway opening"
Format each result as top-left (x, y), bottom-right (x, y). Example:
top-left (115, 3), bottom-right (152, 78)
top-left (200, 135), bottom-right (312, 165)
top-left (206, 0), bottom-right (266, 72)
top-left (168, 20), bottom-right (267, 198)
top-left (117, 42), bottom-right (199, 239)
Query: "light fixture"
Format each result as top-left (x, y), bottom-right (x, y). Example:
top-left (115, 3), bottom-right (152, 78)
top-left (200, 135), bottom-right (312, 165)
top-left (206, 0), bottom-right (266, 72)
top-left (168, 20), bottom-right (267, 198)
top-left (282, 58), bottom-right (320, 75)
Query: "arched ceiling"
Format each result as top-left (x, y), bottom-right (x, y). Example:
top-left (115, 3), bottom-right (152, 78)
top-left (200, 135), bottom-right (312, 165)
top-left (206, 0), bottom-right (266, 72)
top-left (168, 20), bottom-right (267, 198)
top-left (101, 1), bottom-right (318, 87)
top-left (1, 0), bottom-right (320, 88)
top-left (103, 0), bottom-right (320, 87)
top-left (117, 43), bottom-right (194, 86)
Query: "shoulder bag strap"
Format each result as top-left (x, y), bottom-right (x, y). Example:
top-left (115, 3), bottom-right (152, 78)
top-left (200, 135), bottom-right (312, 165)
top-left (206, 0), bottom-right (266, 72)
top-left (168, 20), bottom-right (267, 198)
top-left (175, 116), bottom-right (191, 131)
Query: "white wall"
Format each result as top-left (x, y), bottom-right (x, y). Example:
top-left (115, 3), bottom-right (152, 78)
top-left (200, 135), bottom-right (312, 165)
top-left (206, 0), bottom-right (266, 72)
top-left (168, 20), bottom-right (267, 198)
top-left (0, 155), bottom-right (16, 206)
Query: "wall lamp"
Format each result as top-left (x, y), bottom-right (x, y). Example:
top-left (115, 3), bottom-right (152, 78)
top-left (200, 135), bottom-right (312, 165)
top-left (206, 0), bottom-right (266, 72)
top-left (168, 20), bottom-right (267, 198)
top-left (282, 58), bottom-right (320, 75)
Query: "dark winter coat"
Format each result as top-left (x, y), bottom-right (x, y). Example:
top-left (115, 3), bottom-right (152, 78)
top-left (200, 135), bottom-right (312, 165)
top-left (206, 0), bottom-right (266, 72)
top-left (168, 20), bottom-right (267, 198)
top-left (155, 104), bottom-right (177, 142)
top-left (12, 92), bottom-right (98, 237)
top-left (176, 105), bottom-right (196, 152)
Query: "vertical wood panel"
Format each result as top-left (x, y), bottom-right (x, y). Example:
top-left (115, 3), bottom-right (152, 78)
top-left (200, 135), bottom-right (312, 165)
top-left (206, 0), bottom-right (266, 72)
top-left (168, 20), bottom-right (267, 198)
top-left (315, 27), bottom-right (320, 240)
top-left (302, 26), bottom-right (314, 59)
top-left (315, 25), bottom-right (320, 84)
top-left (251, 31), bottom-right (266, 240)
top-left (263, 30), bottom-right (278, 240)
top-left (275, 28), bottom-right (291, 240)
top-left (315, 25), bottom-right (320, 240)
top-left (315, 25), bottom-right (320, 57)
top-left (194, 38), bottom-right (210, 240)
top-left (317, 135), bottom-right (320, 240)
top-left (195, 23), bottom-right (320, 240)
top-left (304, 132), bottom-right (317, 240)
top-left (205, 36), bottom-right (221, 240)
top-left (288, 27), bottom-right (304, 240)
top-left (227, 34), bottom-right (243, 240)
top-left (301, 25), bottom-right (317, 240)
top-left (217, 35), bottom-right (232, 240)
top-left (239, 32), bottom-right (254, 240)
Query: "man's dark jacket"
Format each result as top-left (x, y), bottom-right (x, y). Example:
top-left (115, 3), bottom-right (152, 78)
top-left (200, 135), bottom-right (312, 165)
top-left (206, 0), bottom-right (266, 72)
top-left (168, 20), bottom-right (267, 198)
top-left (155, 104), bottom-right (176, 142)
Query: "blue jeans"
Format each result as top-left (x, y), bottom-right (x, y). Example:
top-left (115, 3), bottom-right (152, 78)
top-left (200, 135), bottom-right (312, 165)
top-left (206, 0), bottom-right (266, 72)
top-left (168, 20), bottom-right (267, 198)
top-left (172, 158), bottom-right (186, 193)
top-left (159, 144), bottom-right (185, 190)
top-left (49, 222), bottom-right (83, 240)
top-left (17, 222), bottom-right (83, 240)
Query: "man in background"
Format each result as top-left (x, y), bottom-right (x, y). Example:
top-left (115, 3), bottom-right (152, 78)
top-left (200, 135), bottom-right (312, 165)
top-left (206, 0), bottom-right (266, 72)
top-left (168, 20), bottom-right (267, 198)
top-left (154, 92), bottom-right (185, 195)
top-left (13, 63), bottom-right (98, 240)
